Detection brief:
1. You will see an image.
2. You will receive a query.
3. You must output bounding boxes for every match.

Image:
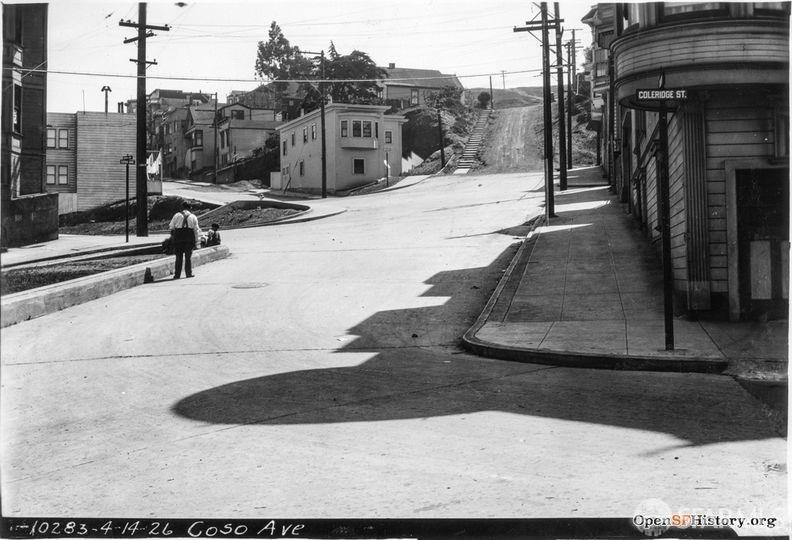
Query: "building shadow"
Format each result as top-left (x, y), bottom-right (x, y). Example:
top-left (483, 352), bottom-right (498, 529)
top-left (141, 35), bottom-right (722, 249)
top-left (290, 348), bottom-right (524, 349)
top-left (172, 209), bottom-right (782, 446)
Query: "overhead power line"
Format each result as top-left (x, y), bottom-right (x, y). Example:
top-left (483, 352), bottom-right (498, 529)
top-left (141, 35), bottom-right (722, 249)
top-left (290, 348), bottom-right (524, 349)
top-left (5, 67), bottom-right (543, 83)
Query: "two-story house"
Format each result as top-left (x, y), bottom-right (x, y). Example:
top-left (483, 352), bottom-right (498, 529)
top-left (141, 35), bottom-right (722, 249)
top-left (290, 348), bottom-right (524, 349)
top-left (44, 112), bottom-right (77, 213)
top-left (276, 103), bottom-right (406, 194)
top-left (217, 103), bottom-right (281, 167)
top-left (148, 89), bottom-right (212, 151)
top-left (184, 106), bottom-right (218, 177)
top-left (45, 111), bottom-right (162, 214)
top-left (160, 107), bottom-right (190, 178)
top-left (380, 64), bottom-right (464, 111)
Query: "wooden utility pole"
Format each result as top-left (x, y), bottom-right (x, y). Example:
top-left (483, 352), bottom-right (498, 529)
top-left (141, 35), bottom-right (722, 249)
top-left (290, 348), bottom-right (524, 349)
top-left (540, 3), bottom-right (555, 217)
top-left (553, 2), bottom-right (567, 191)
top-left (320, 51), bottom-right (327, 198)
top-left (304, 50), bottom-right (328, 197)
top-left (566, 40), bottom-right (573, 169)
top-left (514, 3), bottom-right (563, 218)
top-left (489, 75), bottom-right (494, 110)
top-left (120, 4), bottom-right (169, 236)
top-left (212, 92), bottom-right (218, 183)
top-left (571, 29), bottom-right (578, 92)
top-left (133, 4), bottom-right (147, 236)
top-left (437, 107), bottom-right (445, 168)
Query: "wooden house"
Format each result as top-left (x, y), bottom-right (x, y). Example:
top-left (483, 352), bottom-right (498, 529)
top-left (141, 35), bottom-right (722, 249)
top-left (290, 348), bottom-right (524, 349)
top-left (584, 2), bottom-right (789, 321)
top-left (380, 64), bottom-right (464, 111)
top-left (276, 104), bottom-right (406, 194)
top-left (45, 111), bottom-right (162, 214)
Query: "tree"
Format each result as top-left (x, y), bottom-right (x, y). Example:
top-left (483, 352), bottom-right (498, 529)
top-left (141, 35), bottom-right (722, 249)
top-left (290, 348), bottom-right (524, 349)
top-left (477, 91), bottom-right (491, 109)
top-left (254, 24), bottom-right (385, 115)
top-left (327, 40), bottom-right (339, 60)
top-left (254, 22), bottom-right (313, 92)
top-left (424, 86), bottom-right (464, 114)
top-left (402, 108), bottom-right (443, 159)
top-left (323, 50), bottom-right (385, 105)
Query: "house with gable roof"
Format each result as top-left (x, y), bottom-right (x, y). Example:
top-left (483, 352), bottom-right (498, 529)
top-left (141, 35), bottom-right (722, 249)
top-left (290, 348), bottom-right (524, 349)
top-left (184, 106), bottom-right (218, 177)
top-left (216, 102), bottom-right (282, 167)
top-left (380, 63), bottom-right (465, 111)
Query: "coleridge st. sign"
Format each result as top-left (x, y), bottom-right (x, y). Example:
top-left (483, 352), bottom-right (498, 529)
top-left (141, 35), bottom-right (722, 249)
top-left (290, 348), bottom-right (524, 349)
top-left (636, 89), bottom-right (689, 100)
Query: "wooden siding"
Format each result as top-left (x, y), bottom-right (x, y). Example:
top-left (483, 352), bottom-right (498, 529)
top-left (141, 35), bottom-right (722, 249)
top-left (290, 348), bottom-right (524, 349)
top-left (704, 93), bottom-right (777, 295)
top-left (278, 112), bottom-right (324, 192)
top-left (75, 112), bottom-right (137, 211)
top-left (614, 22), bottom-right (788, 79)
top-left (45, 112), bottom-right (78, 198)
top-left (383, 118), bottom-right (404, 176)
top-left (645, 158), bottom-right (659, 243)
top-left (668, 114), bottom-right (688, 290)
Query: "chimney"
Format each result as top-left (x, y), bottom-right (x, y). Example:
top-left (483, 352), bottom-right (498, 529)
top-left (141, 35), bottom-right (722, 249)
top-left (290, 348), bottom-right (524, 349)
top-left (388, 63), bottom-right (395, 69)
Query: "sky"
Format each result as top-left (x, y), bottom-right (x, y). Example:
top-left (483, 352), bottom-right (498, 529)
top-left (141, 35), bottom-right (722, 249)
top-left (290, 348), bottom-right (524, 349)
top-left (37, 0), bottom-right (595, 113)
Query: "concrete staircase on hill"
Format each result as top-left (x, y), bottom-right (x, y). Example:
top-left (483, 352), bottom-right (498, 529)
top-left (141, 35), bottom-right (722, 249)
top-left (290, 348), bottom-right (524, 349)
top-left (452, 109), bottom-right (492, 174)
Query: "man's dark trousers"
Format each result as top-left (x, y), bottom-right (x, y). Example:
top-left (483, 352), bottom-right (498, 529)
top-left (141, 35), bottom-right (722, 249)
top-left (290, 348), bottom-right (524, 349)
top-left (174, 243), bottom-right (193, 278)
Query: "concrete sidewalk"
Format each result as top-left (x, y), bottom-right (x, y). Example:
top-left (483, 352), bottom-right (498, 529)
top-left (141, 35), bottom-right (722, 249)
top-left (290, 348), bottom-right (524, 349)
top-left (464, 166), bottom-right (788, 378)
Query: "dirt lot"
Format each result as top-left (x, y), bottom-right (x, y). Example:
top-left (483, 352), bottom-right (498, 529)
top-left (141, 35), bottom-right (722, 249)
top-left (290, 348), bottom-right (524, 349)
top-left (476, 105), bottom-right (597, 174)
top-left (200, 205), bottom-right (299, 228)
top-left (477, 106), bottom-right (545, 174)
top-left (59, 196), bottom-right (298, 234)
top-left (59, 196), bottom-right (218, 235)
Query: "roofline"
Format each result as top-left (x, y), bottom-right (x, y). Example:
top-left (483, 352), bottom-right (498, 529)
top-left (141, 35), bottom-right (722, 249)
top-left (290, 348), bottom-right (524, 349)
top-left (219, 102), bottom-right (277, 112)
top-left (275, 103), bottom-right (393, 131)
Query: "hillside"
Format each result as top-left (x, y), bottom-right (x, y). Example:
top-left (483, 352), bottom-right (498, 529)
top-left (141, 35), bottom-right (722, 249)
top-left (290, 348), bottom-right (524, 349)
top-left (475, 105), bottom-right (597, 174)
top-left (467, 86), bottom-right (553, 109)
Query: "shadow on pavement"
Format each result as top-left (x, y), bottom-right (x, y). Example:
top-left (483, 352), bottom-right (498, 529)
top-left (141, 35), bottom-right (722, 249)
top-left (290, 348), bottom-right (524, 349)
top-left (171, 236), bottom-right (782, 446)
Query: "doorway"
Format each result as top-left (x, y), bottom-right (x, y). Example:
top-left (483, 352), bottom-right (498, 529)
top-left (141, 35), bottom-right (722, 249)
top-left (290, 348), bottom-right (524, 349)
top-left (736, 168), bottom-right (789, 319)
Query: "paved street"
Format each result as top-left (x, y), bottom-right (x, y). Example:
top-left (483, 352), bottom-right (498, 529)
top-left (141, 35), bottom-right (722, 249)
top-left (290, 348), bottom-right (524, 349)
top-left (1, 171), bottom-right (785, 531)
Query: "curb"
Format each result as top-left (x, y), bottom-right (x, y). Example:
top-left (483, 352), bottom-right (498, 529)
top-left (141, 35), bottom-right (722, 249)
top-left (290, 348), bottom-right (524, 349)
top-left (194, 200), bottom-right (310, 226)
top-left (461, 218), bottom-right (729, 374)
top-left (149, 207), bottom-right (345, 232)
top-left (1, 245), bottom-right (230, 328)
top-left (262, 207), bottom-right (347, 226)
top-left (1, 241), bottom-right (163, 269)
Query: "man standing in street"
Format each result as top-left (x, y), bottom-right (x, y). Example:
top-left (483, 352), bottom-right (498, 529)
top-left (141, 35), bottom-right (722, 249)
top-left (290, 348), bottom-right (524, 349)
top-left (169, 201), bottom-right (202, 279)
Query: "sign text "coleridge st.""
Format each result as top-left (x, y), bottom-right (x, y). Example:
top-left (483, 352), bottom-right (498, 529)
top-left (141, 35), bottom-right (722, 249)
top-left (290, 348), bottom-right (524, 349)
top-left (636, 89), bottom-right (688, 100)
